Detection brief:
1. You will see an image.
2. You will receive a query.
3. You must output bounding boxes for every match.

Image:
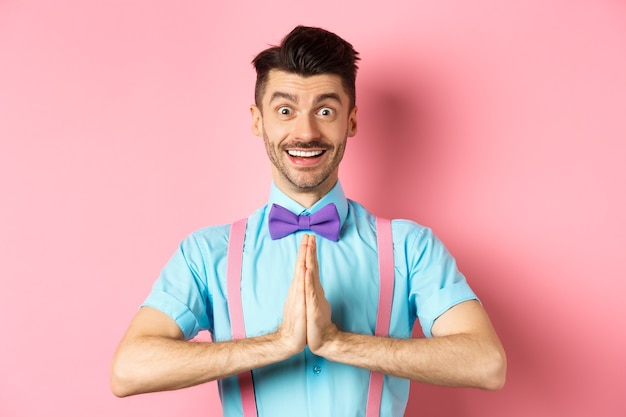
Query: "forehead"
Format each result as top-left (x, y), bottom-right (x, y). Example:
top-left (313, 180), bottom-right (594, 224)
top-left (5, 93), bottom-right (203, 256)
top-left (262, 70), bottom-right (347, 104)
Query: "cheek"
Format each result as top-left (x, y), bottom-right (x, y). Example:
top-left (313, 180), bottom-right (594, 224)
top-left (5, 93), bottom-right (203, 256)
top-left (264, 121), bottom-right (291, 139)
top-left (327, 123), bottom-right (350, 141)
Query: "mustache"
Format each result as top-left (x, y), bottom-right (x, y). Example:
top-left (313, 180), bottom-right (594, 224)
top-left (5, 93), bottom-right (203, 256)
top-left (283, 141), bottom-right (329, 149)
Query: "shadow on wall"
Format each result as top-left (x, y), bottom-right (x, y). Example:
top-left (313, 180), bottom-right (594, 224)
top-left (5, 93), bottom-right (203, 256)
top-left (350, 57), bottom-right (540, 416)
top-left (346, 54), bottom-right (454, 223)
top-left (351, 59), bottom-right (468, 414)
top-left (353, 52), bottom-right (608, 415)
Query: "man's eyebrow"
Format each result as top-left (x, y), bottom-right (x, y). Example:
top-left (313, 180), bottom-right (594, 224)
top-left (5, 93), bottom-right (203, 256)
top-left (269, 91), bottom-right (298, 104)
top-left (315, 93), bottom-right (343, 105)
top-left (268, 91), bottom-right (344, 105)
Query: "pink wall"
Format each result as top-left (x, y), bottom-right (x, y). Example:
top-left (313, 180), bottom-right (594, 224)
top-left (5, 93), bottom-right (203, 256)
top-left (1, 1), bottom-right (624, 416)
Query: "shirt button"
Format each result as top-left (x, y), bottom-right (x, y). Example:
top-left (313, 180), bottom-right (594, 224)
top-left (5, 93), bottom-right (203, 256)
top-left (313, 366), bottom-right (322, 375)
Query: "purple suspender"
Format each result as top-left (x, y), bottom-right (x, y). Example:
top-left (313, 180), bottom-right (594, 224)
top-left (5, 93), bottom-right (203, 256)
top-left (226, 217), bottom-right (394, 417)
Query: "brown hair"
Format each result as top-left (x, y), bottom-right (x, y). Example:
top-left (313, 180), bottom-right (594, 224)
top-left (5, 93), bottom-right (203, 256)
top-left (252, 26), bottom-right (360, 110)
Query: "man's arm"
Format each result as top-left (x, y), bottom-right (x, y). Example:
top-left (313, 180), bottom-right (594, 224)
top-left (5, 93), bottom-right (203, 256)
top-left (310, 300), bottom-right (506, 390)
top-left (304, 236), bottom-right (507, 391)
top-left (110, 237), bottom-right (310, 397)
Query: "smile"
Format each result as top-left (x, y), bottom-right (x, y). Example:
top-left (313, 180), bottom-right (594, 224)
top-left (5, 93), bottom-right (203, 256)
top-left (287, 150), bottom-right (325, 157)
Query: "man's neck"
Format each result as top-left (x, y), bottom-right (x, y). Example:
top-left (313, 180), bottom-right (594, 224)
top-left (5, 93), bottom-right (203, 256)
top-left (276, 179), bottom-right (338, 209)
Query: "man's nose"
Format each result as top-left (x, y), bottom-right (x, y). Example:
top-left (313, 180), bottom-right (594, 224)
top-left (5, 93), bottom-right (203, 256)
top-left (293, 114), bottom-right (320, 141)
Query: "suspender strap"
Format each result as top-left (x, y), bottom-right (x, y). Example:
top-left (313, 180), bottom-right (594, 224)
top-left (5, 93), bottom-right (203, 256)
top-left (226, 217), bottom-right (394, 417)
top-left (227, 219), bottom-right (258, 417)
top-left (366, 217), bottom-right (395, 417)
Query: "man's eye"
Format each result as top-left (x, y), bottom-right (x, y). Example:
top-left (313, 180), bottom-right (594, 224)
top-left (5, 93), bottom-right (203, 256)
top-left (318, 107), bottom-right (334, 116)
top-left (278, 106), bottom-right (292, 116)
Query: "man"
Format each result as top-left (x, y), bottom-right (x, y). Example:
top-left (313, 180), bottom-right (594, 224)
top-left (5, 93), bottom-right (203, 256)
top-left (111, 25), bottom-right (506, 416)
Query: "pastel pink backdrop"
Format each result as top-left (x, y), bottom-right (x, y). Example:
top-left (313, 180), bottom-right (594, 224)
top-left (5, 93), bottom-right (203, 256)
top-left (1, 1), bottom-right (624, 416)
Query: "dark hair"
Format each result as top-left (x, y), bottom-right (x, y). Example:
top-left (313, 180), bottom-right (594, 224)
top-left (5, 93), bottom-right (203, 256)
top-left (252, 26), bottom-right (360, 109)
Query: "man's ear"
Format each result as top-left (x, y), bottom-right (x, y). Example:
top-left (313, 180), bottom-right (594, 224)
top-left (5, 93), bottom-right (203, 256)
top-left (250, 105), bottom-right (263, 137)
top-left (348, 105), bottom-right (358, 137)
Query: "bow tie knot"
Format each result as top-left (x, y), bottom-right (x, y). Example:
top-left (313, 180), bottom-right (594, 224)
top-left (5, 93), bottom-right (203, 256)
top-left (268, 203), bottom-right (341, 241)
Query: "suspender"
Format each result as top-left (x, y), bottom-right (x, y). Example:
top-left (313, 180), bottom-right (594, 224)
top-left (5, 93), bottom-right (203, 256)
top-left (367, 217), bottom-right (394, 417)
top-left (227, 217), bottom-right (394, 417)
top-left (226, 219), bottom-right (257, 417)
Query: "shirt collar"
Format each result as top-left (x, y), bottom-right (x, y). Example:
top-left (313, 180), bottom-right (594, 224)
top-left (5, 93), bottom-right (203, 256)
top-left (267, 181), bottom-right (349, 228)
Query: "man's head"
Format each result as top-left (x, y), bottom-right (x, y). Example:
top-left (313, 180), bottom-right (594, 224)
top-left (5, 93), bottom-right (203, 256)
top-left (252, 26), bottom-right (360, 111)
top-left (250, 26), bottom-right (360, 207)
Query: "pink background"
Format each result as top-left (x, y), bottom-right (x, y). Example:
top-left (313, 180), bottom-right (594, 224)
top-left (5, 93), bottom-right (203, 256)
top-left (1, 1), bottom-right (625, 416)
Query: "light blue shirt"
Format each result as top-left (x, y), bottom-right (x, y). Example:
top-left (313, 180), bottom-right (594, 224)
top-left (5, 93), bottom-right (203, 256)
top-left (143, 181), bottom-right (477, 417)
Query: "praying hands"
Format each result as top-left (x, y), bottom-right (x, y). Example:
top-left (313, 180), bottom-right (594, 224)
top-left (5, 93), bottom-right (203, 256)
top-left (278, 234), bottom-right (339, 356)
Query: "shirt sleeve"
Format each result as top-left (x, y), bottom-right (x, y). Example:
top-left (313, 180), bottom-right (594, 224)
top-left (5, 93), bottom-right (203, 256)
top-left (141, 233), bottom-right (213, 340)
top-left (400, 221), bottom-right (478, 338)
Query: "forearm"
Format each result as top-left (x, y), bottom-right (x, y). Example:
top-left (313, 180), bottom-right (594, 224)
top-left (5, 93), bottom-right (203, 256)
top-left (111, 331), bottom-right (293, 397)
top-left (112, 240), bottom-right (310, 398)
top-left (317, 331), bottom-right (506, 390)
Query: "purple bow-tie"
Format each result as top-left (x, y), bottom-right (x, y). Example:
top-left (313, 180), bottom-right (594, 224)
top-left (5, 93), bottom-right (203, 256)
top-left (268, 203), bottom-right (341, 241)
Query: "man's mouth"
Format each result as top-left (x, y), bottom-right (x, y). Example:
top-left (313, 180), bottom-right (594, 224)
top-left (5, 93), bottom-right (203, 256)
top-left (287, 150), bottom-right (325, 158)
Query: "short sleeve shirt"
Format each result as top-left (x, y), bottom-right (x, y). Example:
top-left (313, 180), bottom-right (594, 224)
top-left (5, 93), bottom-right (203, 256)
top-left (142, 181), bottom-right (478, 417)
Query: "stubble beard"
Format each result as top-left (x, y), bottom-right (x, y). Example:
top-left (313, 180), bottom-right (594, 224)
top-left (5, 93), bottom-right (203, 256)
top-left (263, 131), bottom-right (347, 191)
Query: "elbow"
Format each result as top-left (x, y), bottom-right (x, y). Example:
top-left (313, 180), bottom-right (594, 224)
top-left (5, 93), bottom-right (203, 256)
top-left (111, 381), bottom-right (131, 398)
top-left (110, 354), bottom-right (141, 398)
top-left (110, 375), bottom-right (132, 398)
top-left (110, 364), bottom-right (131, 398)
top-left (480, 346), bottom-right (507, 391)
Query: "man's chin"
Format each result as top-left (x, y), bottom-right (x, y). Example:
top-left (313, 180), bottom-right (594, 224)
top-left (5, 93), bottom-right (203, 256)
top-left (287, 175), bottom-right (337, 193)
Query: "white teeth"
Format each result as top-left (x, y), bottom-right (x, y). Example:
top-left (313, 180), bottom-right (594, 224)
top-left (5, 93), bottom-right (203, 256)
top-left (287, 150), bottom-right (323, 157)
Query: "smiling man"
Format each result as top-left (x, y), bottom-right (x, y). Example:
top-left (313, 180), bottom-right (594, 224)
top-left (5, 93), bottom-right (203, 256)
top-left (251, 69), bottom-right (356, 206)
top-left (111, 26), bottom-right (506, 417)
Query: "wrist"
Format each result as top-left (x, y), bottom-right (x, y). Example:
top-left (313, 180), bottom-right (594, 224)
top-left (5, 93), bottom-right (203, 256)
top-left (310, 324), bottom-right (342, 358)
top-left (273, 327), bottom-right (306, 358)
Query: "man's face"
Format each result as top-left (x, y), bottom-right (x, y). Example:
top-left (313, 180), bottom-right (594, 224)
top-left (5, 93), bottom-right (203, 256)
top-left (251, 70), bottom-right (358, 200)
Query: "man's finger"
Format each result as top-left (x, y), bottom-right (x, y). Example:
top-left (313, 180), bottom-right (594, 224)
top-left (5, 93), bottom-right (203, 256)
top-left (296, 234), bottom-right (309, 269)
top-left (306, 235), bottom-right (319, 273)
